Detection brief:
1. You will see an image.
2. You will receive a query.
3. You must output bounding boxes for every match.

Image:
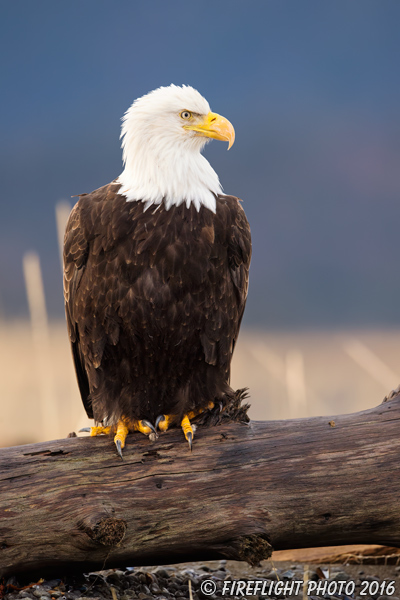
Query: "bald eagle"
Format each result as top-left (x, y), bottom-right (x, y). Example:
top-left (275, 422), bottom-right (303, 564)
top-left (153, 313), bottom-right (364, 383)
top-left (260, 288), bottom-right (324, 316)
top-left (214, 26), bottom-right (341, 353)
top-left (64, 85), bottom-right (251, 457)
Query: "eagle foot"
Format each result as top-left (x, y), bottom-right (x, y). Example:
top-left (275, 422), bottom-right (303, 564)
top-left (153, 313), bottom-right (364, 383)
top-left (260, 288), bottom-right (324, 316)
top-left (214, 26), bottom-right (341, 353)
top-left (113, 419), bottom-right (130, 459)
top-left (81, 418), bottom-right (157, 459)
top-left (133, 419), bottom-right (157, 436)
top-left (155, 414), bottom-right (173, 432)
top-left (187, 401), bottom-right (215, 420)
top-left (155, 401), bottom-right (215, 450)
top-left (156, 413), bottom-right (193, 449)
top-left (114, 418), bottom-right (158, 458)
top-left (155, 401), bottom-right (215, 433)
top-left (181, 415), bottom-right (194, 451)
top-left (79, 425), bottom-right (112, 436)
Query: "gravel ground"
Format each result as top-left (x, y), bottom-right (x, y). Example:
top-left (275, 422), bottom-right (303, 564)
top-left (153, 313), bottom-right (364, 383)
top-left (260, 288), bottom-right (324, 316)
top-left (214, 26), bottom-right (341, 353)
top-left (2, 561), bottom-right (400, 600)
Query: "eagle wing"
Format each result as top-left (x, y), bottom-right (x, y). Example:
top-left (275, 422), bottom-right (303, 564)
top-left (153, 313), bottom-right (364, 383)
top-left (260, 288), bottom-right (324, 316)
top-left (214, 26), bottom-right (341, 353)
top-left (208, 195), bottom-right (251, 381)
top-left (227, 198), bottom-right (252, 354)
top-left (63, 199), bottom-right (93, 418)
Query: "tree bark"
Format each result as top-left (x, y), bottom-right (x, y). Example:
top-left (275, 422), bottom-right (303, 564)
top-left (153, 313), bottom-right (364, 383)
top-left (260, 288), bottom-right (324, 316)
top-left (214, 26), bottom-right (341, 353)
top-left (1, 392), bottom-right (400, 579)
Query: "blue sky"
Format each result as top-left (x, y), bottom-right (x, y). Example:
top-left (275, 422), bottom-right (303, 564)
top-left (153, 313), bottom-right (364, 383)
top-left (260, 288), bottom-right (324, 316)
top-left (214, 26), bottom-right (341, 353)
top-left (1, 1), bottom-right (400, 326)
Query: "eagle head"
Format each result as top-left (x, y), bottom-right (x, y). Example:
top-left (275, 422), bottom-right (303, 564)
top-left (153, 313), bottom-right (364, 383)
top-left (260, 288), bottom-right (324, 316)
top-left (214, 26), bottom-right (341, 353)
top-left (118, 85), bottom-right (235, 212)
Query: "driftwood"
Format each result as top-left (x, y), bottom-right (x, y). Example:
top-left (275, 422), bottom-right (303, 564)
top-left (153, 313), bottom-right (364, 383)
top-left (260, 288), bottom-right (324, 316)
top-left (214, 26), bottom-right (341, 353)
top-left (0, 391), bottom-right (400, 579)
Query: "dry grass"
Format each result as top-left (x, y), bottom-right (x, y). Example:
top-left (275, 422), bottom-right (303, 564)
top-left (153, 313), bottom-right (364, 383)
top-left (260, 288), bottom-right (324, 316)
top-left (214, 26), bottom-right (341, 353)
top-left (1, 320), bottom-right (399, 447)
top-left (0, 320), bottom-right (91, 447)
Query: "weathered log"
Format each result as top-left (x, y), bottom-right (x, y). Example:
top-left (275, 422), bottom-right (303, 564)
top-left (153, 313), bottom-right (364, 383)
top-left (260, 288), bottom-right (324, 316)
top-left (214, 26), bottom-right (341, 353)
top-left (1, 392), bottom-right (400, 579)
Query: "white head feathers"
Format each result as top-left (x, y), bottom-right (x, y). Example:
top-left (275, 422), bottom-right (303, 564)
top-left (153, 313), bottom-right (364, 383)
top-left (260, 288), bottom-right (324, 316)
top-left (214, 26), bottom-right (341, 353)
top-left (117, 85), bottom-right (224, 212)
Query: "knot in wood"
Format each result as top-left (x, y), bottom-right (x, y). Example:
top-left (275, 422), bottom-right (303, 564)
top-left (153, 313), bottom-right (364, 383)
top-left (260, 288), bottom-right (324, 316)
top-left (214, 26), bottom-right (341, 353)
top-left (87, 517), bottom-right (127, 547)
top-left (237, 534), bottom-right (273, 566)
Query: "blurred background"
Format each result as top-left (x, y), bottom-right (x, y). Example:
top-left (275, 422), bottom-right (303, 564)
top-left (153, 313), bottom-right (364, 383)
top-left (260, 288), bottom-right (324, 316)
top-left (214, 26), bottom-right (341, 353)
top-left (1, 0), bottom-right (400, 446)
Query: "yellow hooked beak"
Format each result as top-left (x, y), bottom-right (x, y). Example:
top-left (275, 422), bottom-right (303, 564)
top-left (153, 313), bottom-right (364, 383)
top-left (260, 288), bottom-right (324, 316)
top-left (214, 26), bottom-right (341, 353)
top-left (184, 112), bottom-right (235, 150)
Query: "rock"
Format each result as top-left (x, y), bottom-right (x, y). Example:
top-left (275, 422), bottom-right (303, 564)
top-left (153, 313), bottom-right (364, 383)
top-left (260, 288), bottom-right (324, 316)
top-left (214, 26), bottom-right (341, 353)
top-left (42, 581), bottom-right (62, 591)
top-left (265, 570), bottom-right (279, 581)
top-left (180, 569), bottom-right (198, 578)
top-left (210, 571), bottom-right (225, 580)
top-left (107, 571), bottom-right (126, 584)
top-left (140, 585), bottom-right (151, 595)
top-left (32, 589), bottom-right (50, 599)
top-left (333, 571), bottom-right (350, 581)
top-left (282, 570), bottom-right (295, 579)
top-left (154, 570), bottom-right (170, 579)
top-left (168, 583), bottom-right (179, 592)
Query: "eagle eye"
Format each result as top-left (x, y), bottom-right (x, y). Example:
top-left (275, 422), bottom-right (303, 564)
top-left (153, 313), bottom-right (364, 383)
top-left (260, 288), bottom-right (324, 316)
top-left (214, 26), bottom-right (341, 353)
top-left (180, 110), bottom-right (192, 120)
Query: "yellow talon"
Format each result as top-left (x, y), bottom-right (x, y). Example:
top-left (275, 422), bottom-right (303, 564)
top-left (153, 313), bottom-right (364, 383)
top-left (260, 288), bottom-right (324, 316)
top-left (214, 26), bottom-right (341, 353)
top-left (156, 414), bottom-right (174, 432)
top-left (82, 416), bottom-right (158, 459)
top-left (113, 418), bottom-right (157, 459)
top-left (133, 419), bottom-right (156, 435)
top-left (90, 425), bottom-right (111, 436)
top-left (156, 402), bottom-right (215, 448)
top-left (181, 414), bottom-right (194, 450)
top-left (114, 419), bottom-right (129, 449)
top-left (187, 401), bottom-right (214, 420)
top-left (181, 415), bottom-right (193, 438)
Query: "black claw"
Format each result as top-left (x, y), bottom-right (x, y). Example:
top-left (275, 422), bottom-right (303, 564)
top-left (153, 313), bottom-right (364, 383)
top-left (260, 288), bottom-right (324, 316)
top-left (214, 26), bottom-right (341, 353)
top-left (115, 439), bottom-right (124, 460)
top-left (79, 427), bottom-right (91, 433)
top-left (155, 415), bottom-right (166, 430)
top-left (187, 432), bottom-right (193, 452)
top-left (142, 419), bottom-right (157, 435)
